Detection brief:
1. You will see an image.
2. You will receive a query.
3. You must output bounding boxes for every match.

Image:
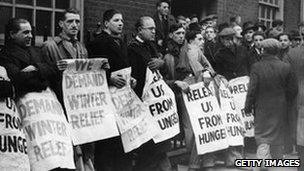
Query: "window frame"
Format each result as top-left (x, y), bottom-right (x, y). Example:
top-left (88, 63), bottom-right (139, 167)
top-left (258, 0), bottom-right (284, 28)
top-left (0, 0), bottom-right (84, 46)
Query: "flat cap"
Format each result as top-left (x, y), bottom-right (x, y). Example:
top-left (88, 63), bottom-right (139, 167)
top-left (259, 38), bottom-right (281, 54)
top-left (218, 27), bottom-right (236, 37)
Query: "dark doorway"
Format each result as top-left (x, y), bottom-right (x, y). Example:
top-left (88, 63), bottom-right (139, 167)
top-left (171, 0), bottom-right (217, 20)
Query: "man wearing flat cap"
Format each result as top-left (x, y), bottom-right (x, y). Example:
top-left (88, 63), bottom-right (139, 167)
top-left (215, 27), bottom-right (254, 80)
top-left (245, 38), bottom-right (298, 162)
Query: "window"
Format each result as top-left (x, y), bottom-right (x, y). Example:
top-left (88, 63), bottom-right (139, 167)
top-left (258, 0), bottom-right (284, 28)
top-left (0, 0), bottom-right (83, 46)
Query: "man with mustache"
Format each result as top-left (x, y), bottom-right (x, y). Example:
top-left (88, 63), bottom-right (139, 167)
top-left (41, 8), bottom-right (94, 171)
top-left (42, 8), bottom-right (88, 105)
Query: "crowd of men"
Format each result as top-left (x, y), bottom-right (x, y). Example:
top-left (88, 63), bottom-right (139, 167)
top-left (1, 0), bottom-right (304, 170)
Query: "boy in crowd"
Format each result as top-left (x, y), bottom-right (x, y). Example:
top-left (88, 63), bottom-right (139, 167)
top-left (242, 21), bottom-right (257, 50)
top-left (278, 33), bottom-right (292, 60)
top-left (204, 26), bottom-right (219, 69)
top-left (251, 31), bottom-right (265, 63)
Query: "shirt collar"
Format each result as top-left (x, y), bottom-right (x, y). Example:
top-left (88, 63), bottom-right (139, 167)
top-left (59, 32), bottom-right (78, 42)
top-left (136, 36), bottom-right (144, 43)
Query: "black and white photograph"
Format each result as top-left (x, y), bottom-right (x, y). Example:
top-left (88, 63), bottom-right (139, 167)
top-left (0, 0), bottom-right (303, 171)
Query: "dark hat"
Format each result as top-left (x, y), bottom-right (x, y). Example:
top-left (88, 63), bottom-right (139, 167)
top-left (252, 31), bottom-right (266, 39)
top-left (190, 14), bottom-right (198, 19)
top-left (208, 14), bottom-right (218, 19)
top-left (218, 27), bottom-right (236, 37)
top-left (242, 21), bottom-right (257, 35)
top-left (218, 22), bottom-right (230, 33)
top-left (200, 14), bottom-right (217, 24)
top-left (254, 21), bottom-right (267, 32)
top-left (272, 19), bottom-right (283, 27)
top-left (188, 22), bottom-right (202, 31)
top-left (200, 16), bottom-right (213, 24)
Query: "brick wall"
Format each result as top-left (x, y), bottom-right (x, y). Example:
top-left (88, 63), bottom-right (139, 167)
top-left (284, 0), bottom-right (301, 32)
top-left (83, 0), bottom-right (158, 41)
top-left (216, 0), bottom-right (259, 26)
top-left (83, 0), bottom-right (302, 39)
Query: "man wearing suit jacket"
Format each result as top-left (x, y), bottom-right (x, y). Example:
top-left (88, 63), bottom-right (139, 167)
top-left (128, 16), bottom-right (169, 171)
top-left (153, 0), bottom-right (176, 54)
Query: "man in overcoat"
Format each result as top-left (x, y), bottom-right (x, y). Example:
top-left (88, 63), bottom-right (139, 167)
top-left (128, 16), bottom-right (170, 171)
top-left (42, 8), bottom-right (95, 170)
top-left (283, 46), bottom-right (304, 171)
top-left (245, 38), bottom-right (298, 160)
top-left (87, 9), bottom-right (134, 171)
top-left (42, 8), bottom-right (88, 105)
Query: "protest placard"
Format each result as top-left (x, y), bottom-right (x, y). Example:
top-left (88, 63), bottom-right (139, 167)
top-left (229, 76), bottom-right (254, 137)
top-left (110, 67), bottom-right (158, 153)
top-left (17, 89), bottom-right (75, 171)
top-left (218, 82), bottom-right (244, 146)
top-left (182, 82), bottom-right (229, 155)
top-left (0, 97), bottom-right (30, 171)
top-left (62, 58), bottom-right (119, 145)
top-left (142, 69), bottom-right (180, 143)
top-left (0, 67), bottom-right (30, 170)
